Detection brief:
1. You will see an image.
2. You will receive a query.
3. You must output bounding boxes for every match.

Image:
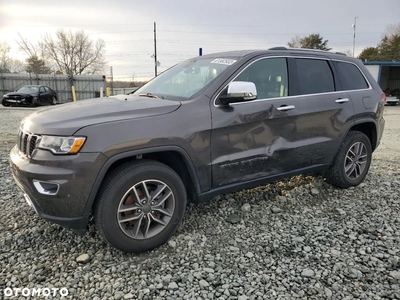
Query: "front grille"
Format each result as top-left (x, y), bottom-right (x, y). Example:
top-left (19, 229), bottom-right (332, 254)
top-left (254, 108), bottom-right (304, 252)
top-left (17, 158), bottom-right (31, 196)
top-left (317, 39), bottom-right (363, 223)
top-left (17, 130), bottom-right (39, 158)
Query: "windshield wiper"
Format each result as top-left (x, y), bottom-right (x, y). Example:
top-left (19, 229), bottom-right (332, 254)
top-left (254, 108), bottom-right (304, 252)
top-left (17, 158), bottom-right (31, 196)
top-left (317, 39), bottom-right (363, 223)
top-left (137, 93), bottom-right (163, 99)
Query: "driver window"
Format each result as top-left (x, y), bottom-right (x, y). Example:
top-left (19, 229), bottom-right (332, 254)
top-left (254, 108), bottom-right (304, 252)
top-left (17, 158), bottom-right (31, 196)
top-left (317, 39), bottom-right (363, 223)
top-left (39, 87), bottom-right (45, 93)
top-left (234, 58), bottom-right (288, 99)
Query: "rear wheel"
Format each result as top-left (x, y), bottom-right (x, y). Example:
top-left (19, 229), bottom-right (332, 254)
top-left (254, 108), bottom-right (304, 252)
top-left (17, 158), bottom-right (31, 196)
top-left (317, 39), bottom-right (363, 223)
top-left (94, 160), bottom-right (187, 253)
top-left (325, 131), bottom-right (372, 188)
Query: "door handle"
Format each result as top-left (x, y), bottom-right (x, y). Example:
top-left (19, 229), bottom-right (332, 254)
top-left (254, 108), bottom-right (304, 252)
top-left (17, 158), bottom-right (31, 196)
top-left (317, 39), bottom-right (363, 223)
top-left (335, 98), bottom-right (349, 103)
top-left (277, 105), bottom-right (295, 111)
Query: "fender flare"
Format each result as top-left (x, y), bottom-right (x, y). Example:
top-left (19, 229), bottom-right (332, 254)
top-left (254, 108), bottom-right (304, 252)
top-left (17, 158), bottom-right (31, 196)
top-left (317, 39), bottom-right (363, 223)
top-left (82, 145), bottom-right (201, 216)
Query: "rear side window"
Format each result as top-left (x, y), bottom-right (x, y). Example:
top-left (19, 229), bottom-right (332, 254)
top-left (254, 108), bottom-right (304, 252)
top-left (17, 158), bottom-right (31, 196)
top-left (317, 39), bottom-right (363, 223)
top-left (334, 61), bottom-right (369, 90)
top-left (295, 59), bottom-right (335, 95)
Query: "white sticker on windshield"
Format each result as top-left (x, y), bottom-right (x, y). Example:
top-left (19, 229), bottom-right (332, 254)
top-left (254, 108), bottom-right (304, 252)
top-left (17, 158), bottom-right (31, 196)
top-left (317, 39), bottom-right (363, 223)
top-left (210, 58), bottom-right (237, 65)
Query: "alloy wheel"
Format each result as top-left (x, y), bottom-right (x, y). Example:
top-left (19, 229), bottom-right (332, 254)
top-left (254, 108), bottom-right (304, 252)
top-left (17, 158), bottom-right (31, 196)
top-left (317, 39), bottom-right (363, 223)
top-left (344, 142), bottom-right (368, 180)
top-left (117, 179), bottom-right (175, 240)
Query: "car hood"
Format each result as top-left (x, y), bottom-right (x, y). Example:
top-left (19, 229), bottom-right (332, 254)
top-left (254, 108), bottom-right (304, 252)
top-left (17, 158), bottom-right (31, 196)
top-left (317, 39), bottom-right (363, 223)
top-left (20, 95), bottom-right (182, 135)
top-left (4, 92), bottom-right (36, 97)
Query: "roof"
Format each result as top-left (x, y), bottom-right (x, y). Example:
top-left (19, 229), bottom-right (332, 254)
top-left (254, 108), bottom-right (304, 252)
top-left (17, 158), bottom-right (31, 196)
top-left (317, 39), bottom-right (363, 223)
top-left (197, 47), bottom-right (349, 60)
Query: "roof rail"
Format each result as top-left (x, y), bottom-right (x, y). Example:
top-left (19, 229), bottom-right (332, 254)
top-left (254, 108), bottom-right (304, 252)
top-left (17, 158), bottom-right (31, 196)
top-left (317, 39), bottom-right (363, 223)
top-left (268, 47), bottom-right (288, 50)
top-left (268, 47), bottom-right (347, 56)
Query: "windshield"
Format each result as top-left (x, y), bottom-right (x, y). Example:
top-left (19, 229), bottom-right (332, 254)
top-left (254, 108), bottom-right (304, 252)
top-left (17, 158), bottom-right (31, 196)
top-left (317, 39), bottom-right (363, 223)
top-left (17, 86), bottom-right (39, 94)
top-left (134, 58), bottom-right (237, 100)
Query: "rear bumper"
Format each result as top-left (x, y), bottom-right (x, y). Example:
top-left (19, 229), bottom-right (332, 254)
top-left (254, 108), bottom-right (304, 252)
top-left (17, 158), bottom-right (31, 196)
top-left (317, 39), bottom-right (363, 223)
top-left (377, 116), bottom-right (385, 149)
top-left (10, 145), bottom-right (107, 234)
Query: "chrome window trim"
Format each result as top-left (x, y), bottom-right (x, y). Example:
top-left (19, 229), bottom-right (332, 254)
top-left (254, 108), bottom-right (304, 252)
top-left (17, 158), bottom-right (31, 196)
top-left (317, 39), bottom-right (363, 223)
top-left (213, 55), bottom-right (372, 108)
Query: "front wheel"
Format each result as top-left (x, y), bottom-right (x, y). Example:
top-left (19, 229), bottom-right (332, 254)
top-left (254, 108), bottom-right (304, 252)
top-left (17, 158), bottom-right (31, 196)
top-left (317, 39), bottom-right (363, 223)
top-left (94, 160), bottom-right (187, 253)
top-left (325, 131), bottom-right (372, 188)
top-left (51, 96), bottom-right (57, 105)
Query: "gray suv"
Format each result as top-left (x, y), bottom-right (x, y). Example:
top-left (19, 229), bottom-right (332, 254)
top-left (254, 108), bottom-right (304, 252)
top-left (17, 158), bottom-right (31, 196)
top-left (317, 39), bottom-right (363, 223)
top-left (10, 48), bottom-right (385, 253)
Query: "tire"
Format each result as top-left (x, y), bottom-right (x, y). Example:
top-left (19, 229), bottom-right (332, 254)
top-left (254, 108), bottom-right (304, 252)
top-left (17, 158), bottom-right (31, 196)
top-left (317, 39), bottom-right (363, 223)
top-left (325, 131), bottom-right (372, 188)
top-left (32, 98), bottom-right (39, 107)
top-left (51, 96), bottom-right (57, 105)
top-left (2, 100), bottom-right (9, 107)
top-left (94, 160), bottom-right (187, 253)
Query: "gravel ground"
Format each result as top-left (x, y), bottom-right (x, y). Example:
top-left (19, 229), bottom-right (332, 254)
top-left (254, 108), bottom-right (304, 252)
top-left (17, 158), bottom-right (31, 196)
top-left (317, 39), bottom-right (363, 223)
top-left (0, 105), bottom-right (399, 300)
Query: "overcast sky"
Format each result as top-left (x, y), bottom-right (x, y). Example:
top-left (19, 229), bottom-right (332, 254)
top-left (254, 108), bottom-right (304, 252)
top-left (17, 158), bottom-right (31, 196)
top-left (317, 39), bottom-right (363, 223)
top-left (1, 0), bottom-right (399, 80)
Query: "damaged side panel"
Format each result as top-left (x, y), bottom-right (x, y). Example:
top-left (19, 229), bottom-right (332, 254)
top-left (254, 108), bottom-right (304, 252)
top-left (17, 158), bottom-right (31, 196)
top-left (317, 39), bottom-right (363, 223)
top-left (211, 93), bottom-right (354, 187)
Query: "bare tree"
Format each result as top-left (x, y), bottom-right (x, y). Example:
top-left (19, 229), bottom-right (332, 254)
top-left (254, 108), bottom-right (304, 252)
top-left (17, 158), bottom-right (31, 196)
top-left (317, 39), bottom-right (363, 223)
top-left (0, 42), bottom-right (11, 72)
top-left (342, 49), bottom-right (353, 57)
top-left (8, 59), bottom-right (26, 74)
top-left (17, 33), bottom-right (54, 74)
top-left (287, 35), bottom-right (302, 48)
top-left (0, 42), bottom-right (25, 73)
top-left (384, 23), bottom-right (400, 39)
top-left (41, 30), bottom-right (106, 76)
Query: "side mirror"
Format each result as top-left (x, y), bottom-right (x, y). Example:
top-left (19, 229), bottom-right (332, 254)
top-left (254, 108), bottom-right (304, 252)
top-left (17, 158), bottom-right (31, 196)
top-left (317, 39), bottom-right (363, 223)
top-left (220, 81), bottom-right (257, 105)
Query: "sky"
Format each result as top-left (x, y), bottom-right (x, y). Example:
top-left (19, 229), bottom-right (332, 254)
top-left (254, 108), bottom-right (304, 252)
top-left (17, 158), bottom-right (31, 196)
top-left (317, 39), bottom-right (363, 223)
top-left (1, 0), bottom-right (399, 81)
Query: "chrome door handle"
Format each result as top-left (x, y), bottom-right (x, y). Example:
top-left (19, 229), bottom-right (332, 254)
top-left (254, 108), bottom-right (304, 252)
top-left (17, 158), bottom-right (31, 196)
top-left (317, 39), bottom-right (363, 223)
top-left (277, 105), bottom-right (295, 111)
top-left (335, 98), bottom-right (349, 103)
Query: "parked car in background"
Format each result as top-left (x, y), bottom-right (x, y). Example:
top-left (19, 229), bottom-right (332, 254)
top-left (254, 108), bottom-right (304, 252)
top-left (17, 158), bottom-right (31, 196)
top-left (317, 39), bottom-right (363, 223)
top-left (385, 95), bottom-right (399, 106)
top-left (2, 85), bottom-right (57, 107)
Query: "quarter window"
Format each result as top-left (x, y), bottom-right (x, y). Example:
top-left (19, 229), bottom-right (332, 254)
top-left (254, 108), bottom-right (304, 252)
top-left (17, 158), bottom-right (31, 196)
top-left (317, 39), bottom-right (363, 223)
top-left (295, 59), bottom-right (335, 95)
top-left (234, 58), bottom-right (288, 99)
top-left (334, 61), bottom-right (369, 90)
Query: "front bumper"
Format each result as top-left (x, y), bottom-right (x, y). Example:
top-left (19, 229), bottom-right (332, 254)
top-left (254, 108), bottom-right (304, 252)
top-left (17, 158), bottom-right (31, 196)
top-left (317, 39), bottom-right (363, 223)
top-left (385, 98), bottom-right (399, 105)
top-left (10, 145), bottom-right (107, 234)
top-left (3, 98), bottom-right (32, 106)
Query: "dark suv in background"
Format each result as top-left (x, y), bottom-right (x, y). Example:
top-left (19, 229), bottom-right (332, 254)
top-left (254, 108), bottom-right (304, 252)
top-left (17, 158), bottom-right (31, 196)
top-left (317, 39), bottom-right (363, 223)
top-left (10, 47), bottom-right (385, 253)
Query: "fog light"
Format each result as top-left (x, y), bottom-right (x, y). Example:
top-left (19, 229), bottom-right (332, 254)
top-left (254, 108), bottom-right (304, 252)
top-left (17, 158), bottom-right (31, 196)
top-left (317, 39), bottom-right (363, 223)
top-left (33, 180), bottom-right (59, 195)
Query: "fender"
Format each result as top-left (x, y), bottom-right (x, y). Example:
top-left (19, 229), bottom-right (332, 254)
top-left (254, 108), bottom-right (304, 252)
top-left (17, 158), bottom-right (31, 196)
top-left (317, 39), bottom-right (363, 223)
top-left (82, 145), bottom-right (202, 216)
top-left (330, 117), bottom-right (377, 164)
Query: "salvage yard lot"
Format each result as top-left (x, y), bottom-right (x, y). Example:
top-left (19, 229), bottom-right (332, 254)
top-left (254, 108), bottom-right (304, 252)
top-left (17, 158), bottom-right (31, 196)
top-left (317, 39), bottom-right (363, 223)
top-left (0, 106), bottom-right (399, 299)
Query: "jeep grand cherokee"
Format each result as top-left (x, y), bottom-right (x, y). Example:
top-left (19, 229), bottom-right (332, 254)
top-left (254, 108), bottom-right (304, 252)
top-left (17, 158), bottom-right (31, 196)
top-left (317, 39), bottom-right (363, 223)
top-left (10, 48), bottom-right (385, 253)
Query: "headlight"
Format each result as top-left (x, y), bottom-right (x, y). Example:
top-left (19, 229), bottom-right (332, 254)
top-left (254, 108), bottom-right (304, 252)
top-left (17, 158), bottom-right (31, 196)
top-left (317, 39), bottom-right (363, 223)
top-left (38, 136), bottom-right (86, 154)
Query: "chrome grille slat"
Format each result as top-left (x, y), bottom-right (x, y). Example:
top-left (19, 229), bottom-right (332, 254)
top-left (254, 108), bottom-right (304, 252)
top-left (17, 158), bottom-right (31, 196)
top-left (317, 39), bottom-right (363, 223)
top-left (17, 130), bottom-right (39, 158)
top-left (22, 132), bottom-right (28, 154)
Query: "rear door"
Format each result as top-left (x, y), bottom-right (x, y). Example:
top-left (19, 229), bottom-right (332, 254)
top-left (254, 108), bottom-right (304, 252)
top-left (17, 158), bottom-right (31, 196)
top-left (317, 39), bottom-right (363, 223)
top-left (332, 60), bottom-right (372, 108)
top-left (286, 57), bottom-right (355, 166)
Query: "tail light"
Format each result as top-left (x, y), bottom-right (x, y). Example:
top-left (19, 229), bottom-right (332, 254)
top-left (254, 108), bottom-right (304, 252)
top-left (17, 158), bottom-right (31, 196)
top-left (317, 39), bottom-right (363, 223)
top-left (381, 93), bottom-right (387, 105)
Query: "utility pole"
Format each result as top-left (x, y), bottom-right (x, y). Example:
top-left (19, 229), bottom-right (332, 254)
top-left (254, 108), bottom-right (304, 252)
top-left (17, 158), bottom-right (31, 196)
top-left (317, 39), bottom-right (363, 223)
top-left (352, 17), bottom-right (359, 57)
top-left (110, 66), bottom-right (114, 95)
top-left (154, 22), bottom-right (157, 77)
